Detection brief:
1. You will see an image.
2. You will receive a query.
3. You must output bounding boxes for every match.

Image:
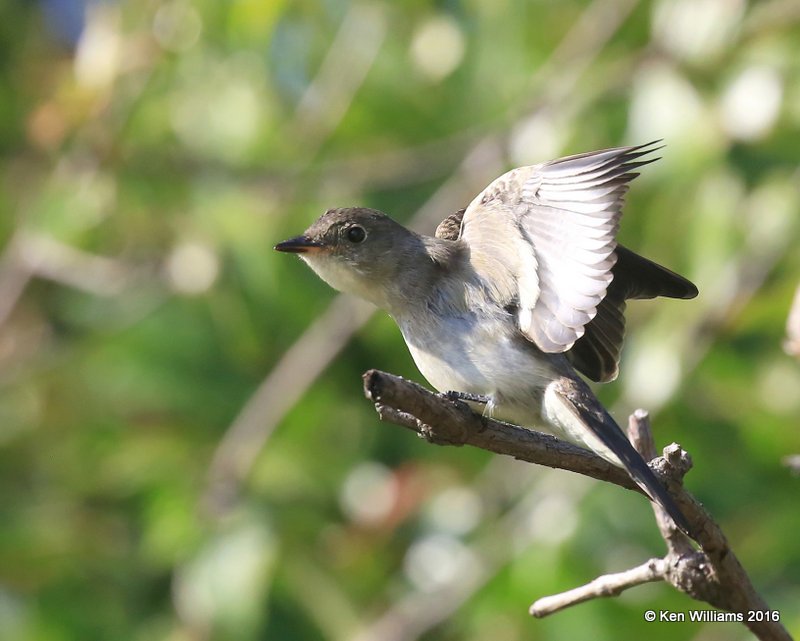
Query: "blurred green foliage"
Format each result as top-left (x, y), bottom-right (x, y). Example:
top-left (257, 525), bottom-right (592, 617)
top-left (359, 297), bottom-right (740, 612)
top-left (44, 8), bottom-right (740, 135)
top-left (0, 0), bottom-right (799, 640)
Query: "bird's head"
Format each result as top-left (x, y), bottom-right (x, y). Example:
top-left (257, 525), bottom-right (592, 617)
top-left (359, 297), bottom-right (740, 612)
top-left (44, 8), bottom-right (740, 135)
top-left (275, 207), bottom-right (419, 307)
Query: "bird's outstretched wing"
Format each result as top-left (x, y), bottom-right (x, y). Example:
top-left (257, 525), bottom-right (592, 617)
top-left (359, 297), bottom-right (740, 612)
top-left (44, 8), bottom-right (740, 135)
top-left (460, 141), bottom-right (662, 354)
top-left (568, 245), bottom-right (698, 382)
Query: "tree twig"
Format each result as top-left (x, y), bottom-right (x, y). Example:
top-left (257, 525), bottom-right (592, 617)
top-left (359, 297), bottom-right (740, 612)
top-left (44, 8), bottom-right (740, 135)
top-left (365, 369), bottom-right (640, 492)
top-left (530, 558), bottom-right (667, 616)
top-left (362, 369), bottom-right (793, 641)
top-left (628, 410), bottom-right (694, 556)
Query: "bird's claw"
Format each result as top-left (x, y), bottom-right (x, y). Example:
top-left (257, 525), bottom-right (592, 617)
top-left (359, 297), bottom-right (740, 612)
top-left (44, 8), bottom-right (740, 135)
top-left (445, 391), bottom-right (491, 405)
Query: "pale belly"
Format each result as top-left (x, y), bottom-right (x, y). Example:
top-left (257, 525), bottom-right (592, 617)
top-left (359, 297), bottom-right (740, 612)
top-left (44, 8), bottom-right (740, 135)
top-left (395, 312), bottom-right (561, 427)
top-left (395, 311), bottom-right (622, 465)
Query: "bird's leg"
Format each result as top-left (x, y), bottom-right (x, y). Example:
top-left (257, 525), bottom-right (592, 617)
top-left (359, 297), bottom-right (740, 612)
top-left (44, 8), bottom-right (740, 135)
top-left (445, 391), bottom-right (491, 405)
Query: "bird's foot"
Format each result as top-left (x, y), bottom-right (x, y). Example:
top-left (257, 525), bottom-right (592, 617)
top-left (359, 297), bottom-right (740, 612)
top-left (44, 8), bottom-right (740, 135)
top-left (445, 391), bottom-right (491, 405)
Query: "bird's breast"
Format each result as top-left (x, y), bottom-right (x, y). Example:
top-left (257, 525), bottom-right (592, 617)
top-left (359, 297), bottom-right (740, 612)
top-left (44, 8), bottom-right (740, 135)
top-left (395, 307), bottom-right (559, 405)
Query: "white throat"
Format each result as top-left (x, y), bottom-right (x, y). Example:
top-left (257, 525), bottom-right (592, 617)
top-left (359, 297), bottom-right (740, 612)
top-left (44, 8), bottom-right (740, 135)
top-left (300, 254), bottom-right (388, 308)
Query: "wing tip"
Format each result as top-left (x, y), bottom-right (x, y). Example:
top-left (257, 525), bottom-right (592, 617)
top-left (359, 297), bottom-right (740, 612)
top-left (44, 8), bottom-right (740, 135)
top-left (544, 140), bottom-right (665, 179)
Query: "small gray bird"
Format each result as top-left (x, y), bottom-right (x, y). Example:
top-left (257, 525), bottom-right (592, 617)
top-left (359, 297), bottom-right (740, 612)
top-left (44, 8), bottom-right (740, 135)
top-left (275, 141), bottom-right (698, 535)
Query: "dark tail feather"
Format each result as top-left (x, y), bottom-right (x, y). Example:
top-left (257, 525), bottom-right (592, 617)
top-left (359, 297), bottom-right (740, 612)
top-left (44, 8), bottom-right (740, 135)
top-left (597, 416), bottom-right (694, 538)
top-left (569, 245), bottom-right (697, 383)
top-left (612, 245), bottom-right (698, 301)
top-left (557, 378), bottom-right (695, 538)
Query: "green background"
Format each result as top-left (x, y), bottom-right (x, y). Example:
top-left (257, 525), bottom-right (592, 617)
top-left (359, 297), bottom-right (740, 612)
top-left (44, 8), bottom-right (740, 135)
top-left (1, 0), bottom-right (799, 639)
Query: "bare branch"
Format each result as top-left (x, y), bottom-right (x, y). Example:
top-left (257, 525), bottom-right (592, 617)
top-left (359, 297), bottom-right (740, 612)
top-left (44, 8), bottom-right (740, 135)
top-left (16, 231), bottom-right (136, 296)
top-left (203, 296), bottom-right (374, 515)
top-left (628, 410), bottom-right (694, 556)
top-left (290, 4), bottom-right (387, 161)
top-left (363, 369), bottom-right (640, 492)
top-left (0, 232), bottom-right (33, 328)
top-left (530, 558), bottom-right (666, 617)
top-left (363, 369), bottom-right (793, 641)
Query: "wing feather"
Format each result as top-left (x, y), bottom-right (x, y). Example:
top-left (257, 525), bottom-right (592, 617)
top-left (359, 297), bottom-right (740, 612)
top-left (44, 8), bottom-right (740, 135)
top-left (461, 141), bottom-right (661, 353)
top-left (566, 244), bottom-right (698, 382)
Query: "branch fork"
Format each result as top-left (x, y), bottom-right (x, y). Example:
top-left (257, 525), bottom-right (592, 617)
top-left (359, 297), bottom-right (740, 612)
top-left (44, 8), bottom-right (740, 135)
top-left (362, 369), bottom-right (792, 641)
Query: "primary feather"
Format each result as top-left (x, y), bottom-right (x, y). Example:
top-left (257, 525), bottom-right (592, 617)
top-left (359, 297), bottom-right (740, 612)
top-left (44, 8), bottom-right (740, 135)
top-left (440, 141), bottom-right (697, 382)
top-left (460, 141), bottom-right (663, 355)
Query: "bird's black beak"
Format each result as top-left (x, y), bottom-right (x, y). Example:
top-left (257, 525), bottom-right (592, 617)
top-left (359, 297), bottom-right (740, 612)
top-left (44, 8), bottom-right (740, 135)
top-left (274, 236), bottom-right (325, 254)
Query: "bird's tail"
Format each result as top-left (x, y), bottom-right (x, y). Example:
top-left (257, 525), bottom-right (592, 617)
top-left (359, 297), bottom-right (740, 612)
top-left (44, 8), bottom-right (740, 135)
top-left (612, 245), bottom-right (698, 301)
top-left (543, 377), bottom-right (694, 538)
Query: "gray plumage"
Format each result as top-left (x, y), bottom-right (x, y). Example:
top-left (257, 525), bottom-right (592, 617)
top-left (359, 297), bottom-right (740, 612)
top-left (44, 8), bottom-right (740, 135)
top-left (275, 141), bottom-right (698, 536)
top-left (434, 209), bottom-right (697, 383)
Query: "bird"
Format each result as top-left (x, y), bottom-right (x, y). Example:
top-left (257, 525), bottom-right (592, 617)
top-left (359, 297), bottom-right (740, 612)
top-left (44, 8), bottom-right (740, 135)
top-left (275, 141), bottom-right (698, 535)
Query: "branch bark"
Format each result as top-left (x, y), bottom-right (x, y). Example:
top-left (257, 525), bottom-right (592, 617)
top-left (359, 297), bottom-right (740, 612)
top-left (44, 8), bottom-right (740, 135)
top-left (363, 369), bottom-right (793, 641)
top-left (530, 558), bottom-right (667, 616)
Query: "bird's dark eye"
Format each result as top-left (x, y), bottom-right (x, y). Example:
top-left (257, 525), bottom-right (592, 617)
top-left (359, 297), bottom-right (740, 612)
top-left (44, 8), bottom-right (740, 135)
top-left (346, 225), bottom-right (366, 243)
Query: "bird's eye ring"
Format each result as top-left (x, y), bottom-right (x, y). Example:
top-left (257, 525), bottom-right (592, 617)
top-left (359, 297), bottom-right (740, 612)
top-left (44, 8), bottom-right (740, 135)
top-left (346, 225), bottom-right (366, 243)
